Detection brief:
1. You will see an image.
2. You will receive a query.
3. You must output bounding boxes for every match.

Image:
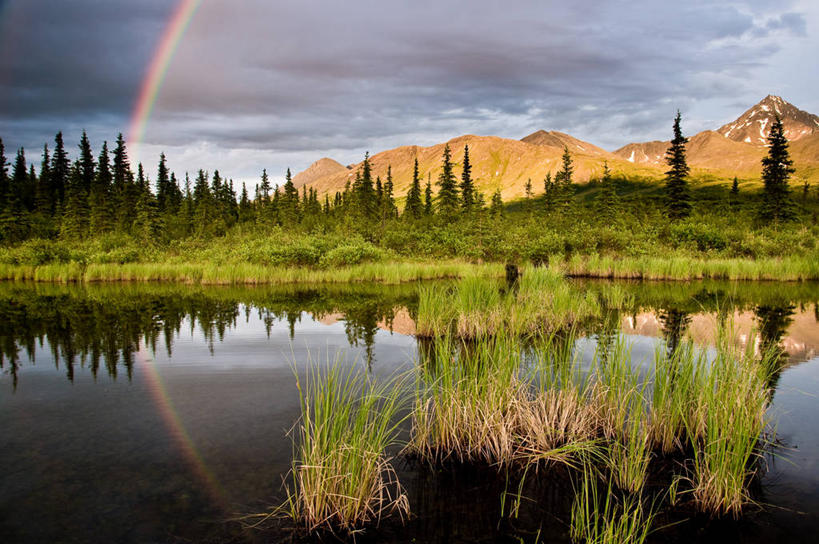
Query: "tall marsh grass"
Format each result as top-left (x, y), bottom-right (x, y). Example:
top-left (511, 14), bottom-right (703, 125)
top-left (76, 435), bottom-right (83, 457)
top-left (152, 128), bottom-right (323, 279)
top-left (415, 268), bottom-right (619, 338)
top-left (285, 358), bottom-right (409, 532)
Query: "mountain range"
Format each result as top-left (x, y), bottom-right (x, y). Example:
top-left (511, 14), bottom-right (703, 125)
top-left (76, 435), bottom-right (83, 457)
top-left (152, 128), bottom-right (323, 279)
top-left (294, 95), bottom-right (819, 199)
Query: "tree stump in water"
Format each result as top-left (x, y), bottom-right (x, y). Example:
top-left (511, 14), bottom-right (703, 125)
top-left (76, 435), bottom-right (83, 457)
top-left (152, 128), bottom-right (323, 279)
top-left (505, 263), bottom-right (520, 285)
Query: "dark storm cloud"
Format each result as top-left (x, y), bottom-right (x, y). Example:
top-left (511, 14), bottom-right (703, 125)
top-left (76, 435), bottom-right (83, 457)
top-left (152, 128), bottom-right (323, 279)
top-left (0, 0), bottom-right (814, 178)
top-left (0, 0), bottom-right (172, 147)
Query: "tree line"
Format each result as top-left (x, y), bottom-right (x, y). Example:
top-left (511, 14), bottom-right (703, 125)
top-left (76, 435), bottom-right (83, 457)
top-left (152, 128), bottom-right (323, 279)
top-left (0, 114), bottom-right (801, 244)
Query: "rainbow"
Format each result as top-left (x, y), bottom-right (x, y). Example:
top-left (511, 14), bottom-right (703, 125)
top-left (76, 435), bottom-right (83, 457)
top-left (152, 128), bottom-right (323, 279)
top-left (137, 344), bottom-right (230, 511)
top-left (127, 0), bottom-right (201, 164)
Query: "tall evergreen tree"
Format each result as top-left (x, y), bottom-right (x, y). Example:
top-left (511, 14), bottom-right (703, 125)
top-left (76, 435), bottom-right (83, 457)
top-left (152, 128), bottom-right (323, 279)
top-left (36, 144), bottom-right (52, 214)
top-left (112, 134), bottom-right (135, 231)
top-left (404, 158), bottom-right (423, 219)
top-left (460, 144), bottom-right (474, 211)
top-left (664, 111), bottom-right (692, 220)
top-left (90, 141), bottom-right (112, 232)
top-left (259, 168), bottom-right (271, 204)
top-left (730, 176), bottom-right (740, 207)
top-left (555, 146), bottom-right (574, 208)
top-left (280, 168), bottom-right (300, 224)
top-left (51, 132), bottom-right (70, 207)
top-left (77, 130), bottom-right (95, 194)
top-left (60, 161), bottom-right (89, 239)
top-left (436, 144), bottom-right (459, 217)
top-left (155, 152), bottom-right (171, 212)
top-left (381, 165), bottom-right (398, 221)
top-left (758, 116), bottom-right (796, 223)
top-left (193, 169), bottom-right (212, 235)
top-left (0, 138), bottom-right (7, 211)
top-left (11, 148), bottom-right (34, 211)
top-left (595, 161), bottom-right (619, 221)
top-left (238, 182), bottom-right (254, 223)
top-left (424, 173), bottom-right (433, 216)
top-left (352, 152), bottom-right (376, 221)
top-left (543, 172), bottom-right (556, 212)
top-left (490, 188), bottom-right (504, 218)
top-left (134, 163), bottom-right (161, 241)
top-left (524, 178), bottom-right (533, 215)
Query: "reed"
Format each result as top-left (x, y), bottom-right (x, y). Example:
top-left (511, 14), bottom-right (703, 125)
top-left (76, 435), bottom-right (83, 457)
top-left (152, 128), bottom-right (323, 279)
top-left (0, 260), bottom-right (504, 285)
top-left (562, 253), bottom-right (819, 281)
top-left (685, 334), bottom-right (775, 517)
top-left (570, 469), bottom-right (656, 544)
top-left (408, 334), bottom-right (523, 465)
top-left (285, 358), bottom-right (409, 533)
top-left (416, 268), bottom-right (614, 339)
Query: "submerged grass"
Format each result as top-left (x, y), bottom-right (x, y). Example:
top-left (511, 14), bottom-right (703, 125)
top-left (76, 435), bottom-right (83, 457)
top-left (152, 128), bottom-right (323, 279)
top-left (285, 357), bottom-right (409, 533)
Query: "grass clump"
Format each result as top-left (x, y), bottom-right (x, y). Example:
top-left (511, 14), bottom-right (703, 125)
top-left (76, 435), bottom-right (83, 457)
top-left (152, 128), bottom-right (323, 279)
top-left (686, 334), bottom-right (775, 517)
top-left (416, 268), bottom-right (617, 339)
top-left (408, 334), bottom-right (523, 465)
top-left (285, 358), bottom-right (409, 533)
top-left (570, 470), bottom-right (656, 544)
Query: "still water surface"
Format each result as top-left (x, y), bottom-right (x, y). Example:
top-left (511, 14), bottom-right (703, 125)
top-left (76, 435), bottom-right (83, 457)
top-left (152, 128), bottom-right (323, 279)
top-left (1, 280), bottom-right (818, 543)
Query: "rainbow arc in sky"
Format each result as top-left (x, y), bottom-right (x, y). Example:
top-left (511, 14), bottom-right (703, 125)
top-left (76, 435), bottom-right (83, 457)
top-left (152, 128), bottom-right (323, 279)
top-left (127, 0), bottom-right (201, 165)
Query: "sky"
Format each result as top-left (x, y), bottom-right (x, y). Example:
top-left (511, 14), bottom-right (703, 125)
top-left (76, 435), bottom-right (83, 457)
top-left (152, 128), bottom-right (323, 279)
top-left (1, 0), bottom-right (817, 185)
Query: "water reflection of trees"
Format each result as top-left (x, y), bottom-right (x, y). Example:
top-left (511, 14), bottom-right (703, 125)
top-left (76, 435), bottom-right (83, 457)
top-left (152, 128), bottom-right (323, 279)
top-left (2, 280), bottom-right (817, 389)
top-left (0, 283), bottom-right (417, 388)
top-left (754, 302), bottom-right (797, 391)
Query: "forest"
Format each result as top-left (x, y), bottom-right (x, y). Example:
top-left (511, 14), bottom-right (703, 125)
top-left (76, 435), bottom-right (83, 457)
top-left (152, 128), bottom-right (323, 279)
top-left (1, 115), bottom-right (817, 282)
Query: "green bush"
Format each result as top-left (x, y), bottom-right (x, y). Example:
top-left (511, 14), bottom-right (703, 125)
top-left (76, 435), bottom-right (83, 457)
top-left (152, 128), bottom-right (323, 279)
top-left (669, 221), bottom-right (728, 252)
top-left (319, 242), bottom-right (386, 268)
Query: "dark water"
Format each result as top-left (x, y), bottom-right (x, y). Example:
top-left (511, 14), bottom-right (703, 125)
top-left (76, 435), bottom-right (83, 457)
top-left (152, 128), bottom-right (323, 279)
top-left (1, 280), bottom-right (818, 543)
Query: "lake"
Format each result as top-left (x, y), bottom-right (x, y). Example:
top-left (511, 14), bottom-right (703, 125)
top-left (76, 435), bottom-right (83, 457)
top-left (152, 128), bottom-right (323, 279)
top-left (1, 279), bottom-right (818, 543)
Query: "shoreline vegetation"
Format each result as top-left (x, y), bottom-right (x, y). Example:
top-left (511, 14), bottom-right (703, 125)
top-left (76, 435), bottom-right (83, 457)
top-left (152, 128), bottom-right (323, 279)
top-left (2, 114), bottom-right (819, 287)
top-left (1, 253), bottom-right (818, 284)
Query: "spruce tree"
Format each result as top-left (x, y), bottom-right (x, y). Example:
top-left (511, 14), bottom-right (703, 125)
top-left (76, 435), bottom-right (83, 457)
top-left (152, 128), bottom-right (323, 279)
top-left (51, 132), bottom-right (70, 207)
top-left (352, 152), bottom-right (376, 221)
top-left (4, 149), bottom-right (34, 240)
top-left (758, 116), bottom-right (795, 223)
top-left (0, 138), bottom-right (7, 211)
top-left (238, 182), bottom-right (254, 223)
top-left (382, 165), bottom-right (398, 220)
top-left (112, 134), bottom-right (135, 231)
top-left (490, 188), bottom-right (504, 218)
top-left (155, 152), bottom-right (171, 212)
top-left (436, 144), bottom-right (459, 217)
top-left (555, 146), bottom-right (574, 208)
top-left (90, 141), bottom-right (112, 232)
top-left (134, 163), bottom-right (161, 241)
top-left (424, 173), bottom-right (433, 216)
top-left (193, 169), bottom-right (212, 235)
top-left (730, 176), bottom-right (740, 207)
top-left (524, 178), bottom-right (533, 215)
top-left (60, 161), bottom-right (89, 239)
top-left (11, 148), bottom-right (34, 211)
top-left (259, 168), bottom-right (271, 211)
top-left (36, 144), bottom-right (52, 214)
top-left (404, 158), bottom-right (423, 219)
top-left (596, 161), bottom-right (619, 221)
top-left (77, 130), bottom-right (95, 194)
top-left (460, 144), bottom-right (474, 211)
top-left (282, 168), bottom-right (300, 224)
top-left (543, 172), bottom-right (556, 212)
top-left (664, 111), bottom-right (692, 220)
